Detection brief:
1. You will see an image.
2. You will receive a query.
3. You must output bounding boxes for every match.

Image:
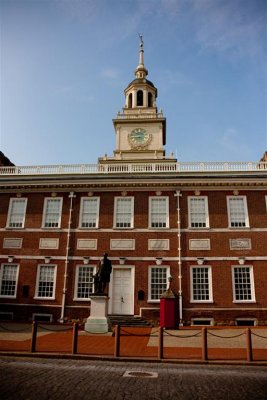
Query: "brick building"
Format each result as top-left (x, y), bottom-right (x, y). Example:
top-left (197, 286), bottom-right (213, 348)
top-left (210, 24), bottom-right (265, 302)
top-left (0, 40), bottom-right (267, 326)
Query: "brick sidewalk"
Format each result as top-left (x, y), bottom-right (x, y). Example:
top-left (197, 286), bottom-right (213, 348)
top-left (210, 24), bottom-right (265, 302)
top-left (0, 324), bottom-right (267, 362)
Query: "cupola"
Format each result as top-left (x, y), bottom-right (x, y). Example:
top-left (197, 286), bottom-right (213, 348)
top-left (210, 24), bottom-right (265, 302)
top-left (124, 35), bottom-right (157, 111)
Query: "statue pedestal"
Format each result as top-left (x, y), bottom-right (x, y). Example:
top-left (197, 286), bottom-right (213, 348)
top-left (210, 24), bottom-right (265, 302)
top-left (84, 295), bottom-right (111, 333)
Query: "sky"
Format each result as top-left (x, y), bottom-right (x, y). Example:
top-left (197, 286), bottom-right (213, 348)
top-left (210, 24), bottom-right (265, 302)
top-left (0, 0), bottom-right (266, 166)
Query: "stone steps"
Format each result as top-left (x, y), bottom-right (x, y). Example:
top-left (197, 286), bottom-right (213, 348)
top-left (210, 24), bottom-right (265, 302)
top-left (108, 315), bottom-right (152, 327)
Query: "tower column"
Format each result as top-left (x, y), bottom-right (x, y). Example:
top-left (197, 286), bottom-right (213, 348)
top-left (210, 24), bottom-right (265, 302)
top-left (132, 90), bottom-right (137, 108)
top-left (143, 89), bottom-right (148, 107)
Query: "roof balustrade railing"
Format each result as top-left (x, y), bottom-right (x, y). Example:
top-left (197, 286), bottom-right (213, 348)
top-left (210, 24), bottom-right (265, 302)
top-left (0, 161), bottom-right (266, 176)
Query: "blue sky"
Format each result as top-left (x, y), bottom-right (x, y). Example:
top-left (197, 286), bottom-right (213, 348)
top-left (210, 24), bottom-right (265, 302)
top-left (0, 0), bottom-right (266, 165)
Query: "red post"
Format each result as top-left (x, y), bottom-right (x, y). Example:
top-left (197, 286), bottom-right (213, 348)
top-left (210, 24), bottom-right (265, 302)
top-left (31, 321), bottom-right (37, 353)
top-left (72, 323), bottom-right (79, 354)
top-left (114, 324), bottom-right (120, 358)
top-left (158, 326), bottom-right (164, 360)
top-left (202, 327), bottom-right (208, 361)
top-left (246, 328), bottom-right (253, 362)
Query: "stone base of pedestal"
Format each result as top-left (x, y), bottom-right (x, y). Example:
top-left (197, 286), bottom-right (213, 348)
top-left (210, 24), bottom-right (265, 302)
top-left (84, 295), bottom-right (111, 333)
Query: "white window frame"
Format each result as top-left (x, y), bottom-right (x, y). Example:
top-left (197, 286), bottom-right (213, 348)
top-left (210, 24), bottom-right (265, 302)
top-left (79, 197), bottom-right (100, 229)
top-left (6, 198), bottom-right (27, 228)
top-left (42, 197), bottom-right (63, 229)
top-left (232, 265), bottom-right (255, 303)
top-left (149, 196), bottom-right (169, 229)
top-left (34, 264), bottom-right (57, 300)
top-left (188, 196), bottom-right (209, 229)
top-left (114, 197), bottom-right (134, 229)
top-left (227, 196), bottom-right (249, 228)
top-left (190, 266), bottom-right (213, 303)
top-left (74, 264), bottom-right (96, 301)
top-left (148, 265), bottom-right (170, 303)
top-left (0, 263), bottom-right (19, 298)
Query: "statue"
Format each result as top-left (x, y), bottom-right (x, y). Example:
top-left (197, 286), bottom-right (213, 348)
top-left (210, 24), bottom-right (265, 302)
top-left (94, 253), bottom-right (112, 294)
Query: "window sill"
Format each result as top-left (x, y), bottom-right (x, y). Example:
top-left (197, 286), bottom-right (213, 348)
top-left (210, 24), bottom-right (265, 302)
top-left (228, 227), bottom-right (250, 230)
top-left (73, 297), bottom-right (92, 302)
top-left (33, 297), bottom-right (56, 300)
top-left (190, 301), bottom-right (214, 304)
top-left (233, 300), bottom-right (256, 304)
top-left (188, 227), bottom-right (210, 230)
top-left (41, 227), bottom-right (61, 230)
top-left (78, 227), bottom-right (98, 230)
top-left (147, 300), bottom-right (160, 303)
top-left (5, 227), bottom-right (25, 230)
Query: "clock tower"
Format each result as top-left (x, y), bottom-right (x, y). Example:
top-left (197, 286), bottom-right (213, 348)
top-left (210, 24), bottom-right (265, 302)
top-left (99, 36), bottom-right (175, 164)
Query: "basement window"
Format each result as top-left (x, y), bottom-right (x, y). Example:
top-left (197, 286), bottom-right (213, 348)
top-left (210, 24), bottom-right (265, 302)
top-left (32, 313), bottom-right (53, 322)
top-left (191, 318), bottom-right (214, 326)
top-left (0, 312), bottom-right (13, 321)
top-left (235, 318), bottom-right (257, 326)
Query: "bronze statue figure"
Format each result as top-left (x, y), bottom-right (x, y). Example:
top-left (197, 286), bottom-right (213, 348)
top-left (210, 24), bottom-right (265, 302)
top-left (94, 253), bottom-right (112, 294)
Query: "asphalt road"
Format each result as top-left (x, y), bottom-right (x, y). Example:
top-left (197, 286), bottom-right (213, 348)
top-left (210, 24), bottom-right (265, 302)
top-left (0, 356), bottom-right (266, 400)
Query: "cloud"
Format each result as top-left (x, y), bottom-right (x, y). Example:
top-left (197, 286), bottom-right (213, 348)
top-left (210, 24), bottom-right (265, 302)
top-left (190, 0), bottom-right (266, 59)
top-left (219, 127), bottom-right (250, 157)
top-left (100, 68), bottom-right (120, 80)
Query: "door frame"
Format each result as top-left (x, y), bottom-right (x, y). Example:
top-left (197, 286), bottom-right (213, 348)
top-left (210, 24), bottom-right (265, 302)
top-left (108, 265), bottom-right (135, 315)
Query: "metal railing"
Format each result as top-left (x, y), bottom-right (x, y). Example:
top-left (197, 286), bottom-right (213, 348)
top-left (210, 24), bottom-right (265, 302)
top-left (0, 161), bottom-right (266, 176)
top-left (1, 322), bottom-right (266, 362)
top-left (115, 112), bottom-right (164, 119)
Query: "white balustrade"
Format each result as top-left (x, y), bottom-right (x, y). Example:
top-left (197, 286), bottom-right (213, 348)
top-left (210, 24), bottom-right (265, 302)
top-left (0, 161), bottom-right (266, 176)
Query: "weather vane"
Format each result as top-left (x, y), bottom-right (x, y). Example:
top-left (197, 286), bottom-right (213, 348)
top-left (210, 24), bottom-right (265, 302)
top-left (138, 33), bottom-right (144, 48)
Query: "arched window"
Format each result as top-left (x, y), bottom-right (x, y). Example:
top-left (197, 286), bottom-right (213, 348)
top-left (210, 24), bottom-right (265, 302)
top-left (137, 90), bottom-right (143, 106)
top-left (128, 93), bottom-right (132, 108)
top-left (148, 92), bottom-right (153, 107)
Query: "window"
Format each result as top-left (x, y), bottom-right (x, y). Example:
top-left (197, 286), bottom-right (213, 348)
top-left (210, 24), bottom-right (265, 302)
top-left (42, 198), bottom-right (63, 228)
top-left (232, 266), bottom-right (255, 302)
top-left (74, 265), bottom-right (95, 300)
top-left (191, 318), bottom-right (214, 326)
top-left (6, 198), bottom-right (27, 228)
top-left (190, 266), bottom-right (213, 302)
top-left (148, 92), bottom-right (153, 107)
top-left (35, 265), bottom-right (56, 299)
top-left (137, 90), bottom-right (143, 106)
top-left (227, 196), bottom-right (249, 228)
top-left (149, 197), bottom-right (169, 228)
top-left (128, 93), bottom-right (132, 108)
top-left (79, 197), bottom-right (99, 228)
top-left (114, 197), bottom-right (134, 228)
top-left (188, 197), bottom-right (209, 228)
top-left (235, 318), bottom-right (257, 326)
top-left (0, 264), bottom-right (19, 298)
top-left (32, 314), bottom-right (53, 322)
top-left (148, 266), bottom-right (170, 301)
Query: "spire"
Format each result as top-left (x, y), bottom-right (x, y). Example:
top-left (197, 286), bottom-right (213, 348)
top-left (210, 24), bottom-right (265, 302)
top-left (135, 34), bottom-right (148, 79)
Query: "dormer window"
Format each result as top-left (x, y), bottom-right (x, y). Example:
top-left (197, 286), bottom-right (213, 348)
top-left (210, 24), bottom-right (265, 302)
top-left (137, 90), bottom-right (143, 106)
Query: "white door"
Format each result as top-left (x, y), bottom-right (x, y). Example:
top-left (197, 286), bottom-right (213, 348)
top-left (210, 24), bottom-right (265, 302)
top-left (111, 268), bottom-right (133, 315)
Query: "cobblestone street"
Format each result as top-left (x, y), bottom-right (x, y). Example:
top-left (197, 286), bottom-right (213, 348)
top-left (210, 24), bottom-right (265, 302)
top-left (0, 356), bottom-right (267, 400)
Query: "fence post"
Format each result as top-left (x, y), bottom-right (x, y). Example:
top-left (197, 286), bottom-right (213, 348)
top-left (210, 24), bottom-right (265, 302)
top-left (246, 328), bottom-right (253, 362)
top-left (31, 321), bottom-right (37, 353)
top-left (202, 327), bottom-right (208, 361)
top-left (72, 323), bottom-right (79, 354)
top-left (114, 324), bottom-right (120, 358)
top-left (158, 326), bottom-right (164, 360)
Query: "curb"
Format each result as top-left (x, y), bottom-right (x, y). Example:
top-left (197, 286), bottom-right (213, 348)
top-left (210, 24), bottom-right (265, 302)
top-left (1, 351), bottom-right (267, 367)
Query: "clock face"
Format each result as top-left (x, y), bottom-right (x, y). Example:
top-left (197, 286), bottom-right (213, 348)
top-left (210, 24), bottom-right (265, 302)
top-left (128, 128), bottom-right (151, 149)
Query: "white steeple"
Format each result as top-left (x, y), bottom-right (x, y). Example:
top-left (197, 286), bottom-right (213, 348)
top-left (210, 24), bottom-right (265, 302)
top-left (135, 34), bottom-right (148, 79)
